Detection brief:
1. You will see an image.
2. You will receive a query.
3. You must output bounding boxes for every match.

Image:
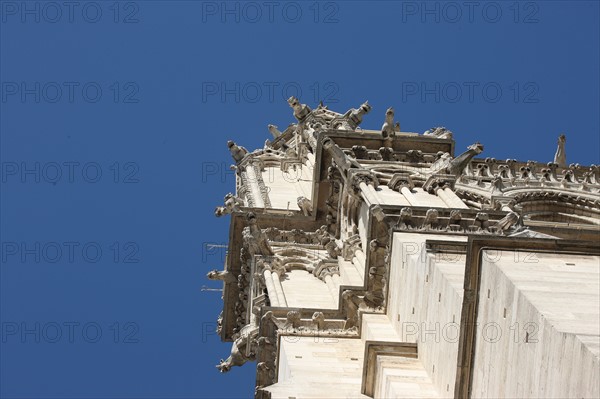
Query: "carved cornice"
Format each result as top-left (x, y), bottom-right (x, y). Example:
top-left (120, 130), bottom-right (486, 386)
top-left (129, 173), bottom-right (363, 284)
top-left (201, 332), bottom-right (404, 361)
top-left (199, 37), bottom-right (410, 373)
top-left (349, 169), bottom-right (380, 191)
top-left (360, 204), bottom-right (521, 311)
top-left (311, 130), bottom-right (454, 222)
top-left (388, 172), bottom-right (414, 191)
top-left (459, 159), bottom-right (599, 191)
top-left (422, 174), bottom-right (457, 193)
top-left (456, 183), bottom-right (600, 215)
top-left (313, 259), bottom-right (340, 280)
top-left (391, 207), bottom-right (515, 235)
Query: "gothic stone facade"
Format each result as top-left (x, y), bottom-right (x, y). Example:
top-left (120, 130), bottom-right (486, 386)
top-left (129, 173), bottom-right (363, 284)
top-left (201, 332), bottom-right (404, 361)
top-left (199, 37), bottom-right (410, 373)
top-left (209, 99), bottom-right (600, 398)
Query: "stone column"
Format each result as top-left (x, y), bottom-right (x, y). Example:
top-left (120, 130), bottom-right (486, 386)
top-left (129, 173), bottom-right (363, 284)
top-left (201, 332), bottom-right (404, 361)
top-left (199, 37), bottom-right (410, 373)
top-left (271, 270), bottom-right (287, 307)
top-left (331, 274), bottom-right (341, 289)
top-left (359, 181), bottom-right (380, 205)
top-left (324, 274), bottom-right (338, 302)
top-left (262, 269), bottom-right (279, 307)
top-left (354, 249), bottom-right (366, 265)
top-left (352, 249), bottom-right (366, 281)
top-left (400, 186), bottom-right (418, 206)
top-left (245, 164), bottom-right (265, 208)
top-left (444, 187), bottom-right (468, 208)
top-left (436, 187), bottom-right (467, 209)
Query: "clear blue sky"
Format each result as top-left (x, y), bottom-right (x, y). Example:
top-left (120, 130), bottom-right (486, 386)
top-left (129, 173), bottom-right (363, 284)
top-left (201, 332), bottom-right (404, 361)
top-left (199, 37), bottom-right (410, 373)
top-left (1, 1), bottom-right (598, 398)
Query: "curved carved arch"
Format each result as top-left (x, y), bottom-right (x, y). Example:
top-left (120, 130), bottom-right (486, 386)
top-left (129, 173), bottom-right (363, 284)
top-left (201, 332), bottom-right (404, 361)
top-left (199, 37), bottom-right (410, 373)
top-left (526, 211), bottom-right (600, 226)
top-left (272, 245), bottom-right (330, 273)
top-left (455, 184), bottom-right (600, 215)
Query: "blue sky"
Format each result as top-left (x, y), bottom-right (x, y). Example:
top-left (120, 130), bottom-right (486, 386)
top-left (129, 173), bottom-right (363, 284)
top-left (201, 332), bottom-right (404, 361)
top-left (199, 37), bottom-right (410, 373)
top-left (0, 1), bottom-right (598, 398)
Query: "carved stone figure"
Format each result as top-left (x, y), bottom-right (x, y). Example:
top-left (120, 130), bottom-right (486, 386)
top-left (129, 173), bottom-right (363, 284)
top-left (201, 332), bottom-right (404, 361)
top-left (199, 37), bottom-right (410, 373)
top-left (297, 196), bottom-right (313, 216)
top-left (381, 107), bottom-right (399, 138)
top-left (256, 362), bottom-right (274, 382)
top-left (447, 142), bottom-right (484, 176)
top-left (216, 332), bottom-right (256, 372)
top-left (216, 311), bottom-right (223, 335)
top-left (495, 211), bottom-right (521, 233)
top-left (215, 193), bottom-right (242, 217)
top-left (311, 312), bottom-right (325, 330)
top-left (397, 207), bottom-right (413, 229)
top-left (369, 239), bottom-right (384, 253)
top-left (406, 149), bottom-right (425, 163)
top-left (491, 176), bottom-right (504, 192)
top-left (325, 213), bottom-right (335, 226)
top-left (424, 126), bottom-right (453, 139)
top-left (256, 336), bottom-right (273, 348)
top-left (351, 145), bottom-right (369, 160)
top-left (474, 212), bottom-right (490, 230)
top-left (477, 163), bottom-right (493, 178)
top-left (449, 210), bottom-right (462, 225)
top-left (268, 124), bottom-right (282, 139)
top-left (379, 146), bottom-right (394, 161)
top-left (227, 140), bottom-right (248, 163)
top-left (554, 134), bottom-right (567, 168)
top-left (243, 212), bottom-right (274, 256)
top-left (323, 138), bottom-right (362, 175)
top-left (422, 209), bottom-right (439, 230)
top-left (342, 291), bottom-right (361, 330)
top-left (325, 240), bottom-right (340, 259)
top-left (288, 96), bottom-right (311, 121)
top-left (315, 225), bottom-right (331, 244)
top-left (284, 311), bottom-right (301, 329)
top-left (207, 269), bottom-right (236, 284)
top-left (345, 101), bottom-right (371, 129)
top-left (562, 169), bottom-right (576, 184)
top-left (369, 265), bottom-right (385, 280)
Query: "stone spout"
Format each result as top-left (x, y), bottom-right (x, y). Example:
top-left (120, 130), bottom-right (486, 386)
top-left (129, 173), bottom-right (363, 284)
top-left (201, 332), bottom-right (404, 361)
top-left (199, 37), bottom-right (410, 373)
top-left (322, 136), bottom-right (361, 174)
top-left (447, 142), bottom-right (484, 176)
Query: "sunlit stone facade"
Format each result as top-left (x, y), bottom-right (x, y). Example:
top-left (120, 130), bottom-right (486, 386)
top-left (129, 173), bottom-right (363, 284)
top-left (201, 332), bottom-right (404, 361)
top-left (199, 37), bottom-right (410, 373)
top-left (209, 99), bottom-right (599, 398)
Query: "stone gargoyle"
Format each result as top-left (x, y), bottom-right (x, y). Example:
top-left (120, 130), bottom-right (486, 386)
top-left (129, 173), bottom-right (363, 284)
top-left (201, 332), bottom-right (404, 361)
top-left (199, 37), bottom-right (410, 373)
top-left (215, 193), bottom-right (243, 217)
top-left (216, 329), bottom-right (257, 373)
top-left (206, 269), bottom-right (236, 284)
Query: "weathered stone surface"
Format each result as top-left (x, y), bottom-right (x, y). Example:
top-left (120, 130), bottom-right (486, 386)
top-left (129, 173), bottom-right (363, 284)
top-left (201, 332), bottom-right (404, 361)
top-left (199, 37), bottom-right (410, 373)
top-left (210, 99), bottom-right (600, 398)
